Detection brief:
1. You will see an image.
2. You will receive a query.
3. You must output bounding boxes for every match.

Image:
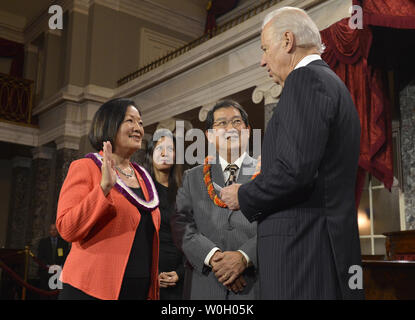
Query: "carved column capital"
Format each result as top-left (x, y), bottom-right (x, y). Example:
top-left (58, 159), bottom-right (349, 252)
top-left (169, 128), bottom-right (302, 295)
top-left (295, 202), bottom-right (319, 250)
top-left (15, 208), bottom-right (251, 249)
top-left (252, 82), bottom-right (282, 105)
top-left (55, 135), bottom-right (81, 151)
top-left (198, 102), bottom-right (216, 122)
top-left (11, 156), bottom-right (32, 168)
top-left (31, 146), bottom-right (55, 160)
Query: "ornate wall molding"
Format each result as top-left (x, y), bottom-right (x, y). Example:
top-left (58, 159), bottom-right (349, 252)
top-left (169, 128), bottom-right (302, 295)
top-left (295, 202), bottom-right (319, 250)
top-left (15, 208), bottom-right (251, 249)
top-left (33, 84), bottom-right (114, 116)
top-left (0, 121), bottom-right (39, 147)
top-left (0, 10), bottom-right (25, 43)
top-left (55, 135), bottom-right (81, 150)
top-left (118, 0), bottom-right (350, 127)
top-left (37, 100), bottom-right (100, 148)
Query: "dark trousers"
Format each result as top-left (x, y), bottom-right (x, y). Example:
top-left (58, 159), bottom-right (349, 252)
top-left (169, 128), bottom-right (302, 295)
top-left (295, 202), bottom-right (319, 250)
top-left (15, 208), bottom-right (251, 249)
top-left (59, 277), bottom-right (150, 300)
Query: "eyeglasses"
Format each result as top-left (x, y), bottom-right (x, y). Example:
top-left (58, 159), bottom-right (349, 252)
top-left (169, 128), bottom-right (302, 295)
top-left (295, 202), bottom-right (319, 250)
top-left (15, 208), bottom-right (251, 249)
top-left (212, 118), bottom-right (244, 129)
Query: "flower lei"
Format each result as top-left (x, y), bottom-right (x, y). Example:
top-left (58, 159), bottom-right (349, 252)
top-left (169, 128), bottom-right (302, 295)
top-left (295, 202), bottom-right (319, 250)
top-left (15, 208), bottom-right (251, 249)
top-left (203, 156), bottom-right (260, 208)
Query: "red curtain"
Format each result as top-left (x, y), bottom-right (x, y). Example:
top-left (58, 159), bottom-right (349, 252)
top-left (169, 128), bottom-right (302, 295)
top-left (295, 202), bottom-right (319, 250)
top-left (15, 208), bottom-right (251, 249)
top-left (0, 38), bottom-right (24, 77)
top-left (322, 0), bottom-right (415, 206)
top-left (353, 0), bottom-right (415, 29)
top-left (321, 18), bottom-right (394, 207)
top-left (205, 0), bottom-right (239, 33)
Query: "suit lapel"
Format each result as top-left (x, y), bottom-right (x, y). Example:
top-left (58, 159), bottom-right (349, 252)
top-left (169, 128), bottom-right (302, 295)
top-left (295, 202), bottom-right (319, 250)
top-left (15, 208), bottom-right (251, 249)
top-left (237, 155), bottom-right (255, 185)
top-left (210, 154), bottom-right (256, 187)
top-left (211, 161), bottom-right (225, 187)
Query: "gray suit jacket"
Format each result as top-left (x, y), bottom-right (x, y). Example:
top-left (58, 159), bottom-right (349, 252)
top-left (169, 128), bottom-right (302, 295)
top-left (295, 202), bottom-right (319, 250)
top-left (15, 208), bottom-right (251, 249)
top-left (171, 154), bottom-right (259, 300)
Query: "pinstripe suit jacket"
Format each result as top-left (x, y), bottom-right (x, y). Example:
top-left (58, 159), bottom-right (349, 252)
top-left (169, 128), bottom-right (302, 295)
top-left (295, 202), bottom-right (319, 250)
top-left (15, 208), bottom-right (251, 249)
top-left (171, 155), bottom-right (259, 300)
top-left (239, 60), bottom-right (364, 299)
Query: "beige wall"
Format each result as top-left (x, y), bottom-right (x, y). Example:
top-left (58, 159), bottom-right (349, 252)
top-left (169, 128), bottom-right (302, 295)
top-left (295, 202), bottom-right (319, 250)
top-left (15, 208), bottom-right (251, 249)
top-left (54, 3), bottom-right (196, 90)
top-left (63, 10), bottom-right (88, 88)
top-left (83, 4), bottom-right (117, 88)
top-left (151, 0), bottom-right (207, 21)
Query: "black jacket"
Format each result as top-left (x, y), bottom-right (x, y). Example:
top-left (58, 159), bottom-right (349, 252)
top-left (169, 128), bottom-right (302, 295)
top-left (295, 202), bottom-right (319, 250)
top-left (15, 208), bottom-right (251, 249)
top-left (239, 60), bottom-right (364, 300)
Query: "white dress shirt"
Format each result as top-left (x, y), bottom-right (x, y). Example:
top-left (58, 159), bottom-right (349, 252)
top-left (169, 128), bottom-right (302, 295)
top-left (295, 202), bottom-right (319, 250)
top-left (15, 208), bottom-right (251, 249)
top-left (294, 54), bottom-right (322, 70)
top-left (204, 152), bottom-right (250, 268)
top-left (219, 152), bottom-right (247, 184)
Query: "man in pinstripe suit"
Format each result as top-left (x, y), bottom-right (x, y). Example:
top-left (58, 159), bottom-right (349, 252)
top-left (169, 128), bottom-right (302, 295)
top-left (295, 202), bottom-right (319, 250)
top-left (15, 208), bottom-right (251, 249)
top-left (171, 100), bottom-right (259, 299)
top-left (221, 7), bottom-right (364, 299)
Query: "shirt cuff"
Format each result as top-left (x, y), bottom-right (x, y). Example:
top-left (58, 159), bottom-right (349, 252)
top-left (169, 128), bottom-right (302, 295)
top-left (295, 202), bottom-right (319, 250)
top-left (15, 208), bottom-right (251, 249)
top-left (204, 247), bottom-right (221, 267)
top-left (238, 250), bottom-right (250, 267)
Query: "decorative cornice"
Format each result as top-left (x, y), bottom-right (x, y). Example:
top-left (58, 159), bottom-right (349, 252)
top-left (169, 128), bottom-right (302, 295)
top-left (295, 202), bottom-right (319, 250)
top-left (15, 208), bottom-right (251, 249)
top-left (0, 10), bottom-right (26, 43)
top-left (71, 0), bottom-right (91, 15)
top-left (140, 63), bottom-right (266, 126)
top-left (0, 120), bottom-right (39, 147)
top-left (55, 135), bottom-right (81, 150)
top-left (33, 84), bottom-right (114, 116)
top-left (36, 99), bottom-right (102, 148)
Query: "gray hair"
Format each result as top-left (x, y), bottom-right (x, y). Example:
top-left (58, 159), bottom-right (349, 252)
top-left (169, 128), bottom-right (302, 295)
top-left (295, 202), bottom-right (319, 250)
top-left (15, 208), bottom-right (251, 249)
top-left (262, 7), bottom-right (325, 54)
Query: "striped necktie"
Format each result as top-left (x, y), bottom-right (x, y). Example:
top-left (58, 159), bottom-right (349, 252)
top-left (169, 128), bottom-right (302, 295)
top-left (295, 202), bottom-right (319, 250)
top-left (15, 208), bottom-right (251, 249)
top-left (225, 164), bottom-right (239, 186)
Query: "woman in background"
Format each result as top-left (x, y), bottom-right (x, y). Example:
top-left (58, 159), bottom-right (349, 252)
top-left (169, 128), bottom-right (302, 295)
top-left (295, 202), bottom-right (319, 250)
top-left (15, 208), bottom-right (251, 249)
top-left (144, 129), bottom-right (185, 300)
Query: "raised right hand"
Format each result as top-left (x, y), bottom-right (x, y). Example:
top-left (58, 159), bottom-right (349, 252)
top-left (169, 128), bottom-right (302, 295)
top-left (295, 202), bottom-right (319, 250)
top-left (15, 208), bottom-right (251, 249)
top-left (100, 141), bottom-right (117, 196)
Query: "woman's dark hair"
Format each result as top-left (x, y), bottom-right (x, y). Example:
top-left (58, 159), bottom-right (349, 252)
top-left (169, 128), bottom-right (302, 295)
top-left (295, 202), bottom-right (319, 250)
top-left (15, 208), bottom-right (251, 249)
top-left (143, 129), bottom-right (183, 203)
top-left (205, 99), bottom-right (249, 130)
top-left (88, 98), bottom-right (140, 151)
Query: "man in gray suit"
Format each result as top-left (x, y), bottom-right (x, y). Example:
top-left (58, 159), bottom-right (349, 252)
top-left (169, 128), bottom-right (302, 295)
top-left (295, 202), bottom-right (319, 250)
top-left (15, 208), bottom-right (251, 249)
top-left (171, 100), bottom-right (259, 300)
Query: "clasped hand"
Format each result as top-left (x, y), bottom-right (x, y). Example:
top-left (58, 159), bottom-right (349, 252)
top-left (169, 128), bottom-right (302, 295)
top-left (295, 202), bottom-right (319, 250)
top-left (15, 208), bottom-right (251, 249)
top-left (210, 251), bottom-right (247, 293)
top-left (159, 271), bottom-right (179, 288)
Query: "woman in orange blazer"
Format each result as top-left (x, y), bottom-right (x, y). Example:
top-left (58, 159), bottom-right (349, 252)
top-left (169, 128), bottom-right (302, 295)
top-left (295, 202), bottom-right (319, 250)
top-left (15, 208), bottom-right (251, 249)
top-left (57, 98), bottom-right (161, 300)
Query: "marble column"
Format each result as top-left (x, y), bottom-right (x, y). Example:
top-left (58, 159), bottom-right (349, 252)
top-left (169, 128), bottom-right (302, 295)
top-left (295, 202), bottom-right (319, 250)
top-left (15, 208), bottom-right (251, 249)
top-left (27, 147), bottom-right (55, 246)
top-left (5, 157), bottom-right (32, 249)
top-left (53, 137), bottom-right (80, 219)
top-left (399, 80), bottom-right (415, 230)
top-left (252, 82), bottom-right (282, 130)
top-left (27, 147), bottom-right (55, 278)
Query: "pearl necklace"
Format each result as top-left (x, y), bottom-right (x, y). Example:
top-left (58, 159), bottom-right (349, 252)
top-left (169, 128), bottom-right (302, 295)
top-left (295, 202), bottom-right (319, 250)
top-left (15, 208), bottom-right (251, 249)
top-left (115, 164), bottom-right (134, 178)
top-left (86, 153), bottom-right (160, 211)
